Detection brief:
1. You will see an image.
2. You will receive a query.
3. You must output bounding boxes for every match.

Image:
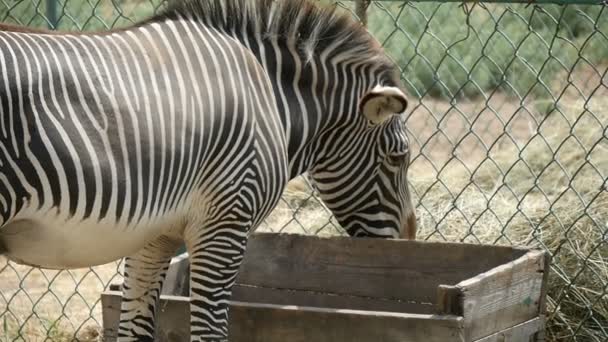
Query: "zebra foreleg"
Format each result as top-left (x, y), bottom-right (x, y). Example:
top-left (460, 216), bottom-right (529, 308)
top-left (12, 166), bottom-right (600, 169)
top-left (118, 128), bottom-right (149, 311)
top-left (117, 235), bottom-right (181, 342)
top-left (185, 221), bottom-right (249, 342)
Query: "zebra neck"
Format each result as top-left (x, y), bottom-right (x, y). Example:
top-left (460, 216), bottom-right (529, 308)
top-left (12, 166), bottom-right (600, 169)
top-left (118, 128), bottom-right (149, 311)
top-left (232, 33), bottom-right (361, 179)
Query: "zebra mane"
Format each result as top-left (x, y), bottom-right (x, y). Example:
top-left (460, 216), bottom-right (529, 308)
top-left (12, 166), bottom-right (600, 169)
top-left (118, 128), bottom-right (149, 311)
top-left (153, 0), bottom-right (393, 66)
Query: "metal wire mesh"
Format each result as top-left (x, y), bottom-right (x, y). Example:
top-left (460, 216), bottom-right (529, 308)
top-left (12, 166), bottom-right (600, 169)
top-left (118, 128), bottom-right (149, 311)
top-left (0, 0), bottom-right (606, 341)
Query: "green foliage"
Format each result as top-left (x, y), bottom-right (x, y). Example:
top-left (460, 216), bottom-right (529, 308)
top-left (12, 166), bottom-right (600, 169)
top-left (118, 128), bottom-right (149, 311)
top-left (367, 2), bottom-right (608, 103)
top-left (2, 1), bottom-right (605, 107)
top-left (0, 0), bottom-right (164, 31)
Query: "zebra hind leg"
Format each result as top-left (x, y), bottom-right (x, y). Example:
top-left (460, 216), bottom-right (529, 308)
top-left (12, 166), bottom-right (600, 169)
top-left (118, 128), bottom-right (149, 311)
top-left (185, 220), bottom-right (250, 342)
top-left (117, 235), bottom-right (181, 342)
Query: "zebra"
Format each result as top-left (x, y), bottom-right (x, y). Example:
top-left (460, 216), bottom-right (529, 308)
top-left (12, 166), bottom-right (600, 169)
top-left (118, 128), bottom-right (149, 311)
top-left (0, 0), bottom-right (416, 340)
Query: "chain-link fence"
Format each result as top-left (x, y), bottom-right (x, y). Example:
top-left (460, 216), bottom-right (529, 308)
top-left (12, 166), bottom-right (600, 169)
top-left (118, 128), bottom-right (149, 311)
top-left (0, 0), bottom-right (606, 341)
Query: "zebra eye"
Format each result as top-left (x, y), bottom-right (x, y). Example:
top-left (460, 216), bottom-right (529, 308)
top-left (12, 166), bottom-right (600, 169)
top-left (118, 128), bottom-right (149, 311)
top-left (386, 152), bottom-right (408, 166)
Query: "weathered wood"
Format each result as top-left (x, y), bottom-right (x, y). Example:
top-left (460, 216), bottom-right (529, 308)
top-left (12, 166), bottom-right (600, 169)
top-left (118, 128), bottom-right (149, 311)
top-left (437, 284), bottom-right (463, 315)
top-left (534, 327), bottom-right (546, 342)
top-left (537, 253), bottom-right (552, 316)
top-left (229, 301), bottom-right (465, 342)
top-left (160, 233), bottom-right (529, 303)
top-left (533, 254), bottom-right (551, 342)
top-left (161, 252), bottom-right (190, 296)
top-left (102, 289), bottom-right (120, 340)
top-left (102, 290), bottom-right (465, 342)
top-left (235, 233), bottom-right (528, 306)
top-left (474, 316), bottom-right (544, 342)
top-left (232, 284), bottom-right (436, 314)
top-left (104, 234), bottom-right (548, 341)
top-left (103, 291), bottom-right (189, 342)
top-left (456, 249), bottom-right (547, 341)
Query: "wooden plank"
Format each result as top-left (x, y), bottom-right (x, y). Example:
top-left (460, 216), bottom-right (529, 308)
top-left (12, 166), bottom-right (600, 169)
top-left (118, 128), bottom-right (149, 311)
top-left (537, 253), bottom-right (552, 315)
top-left (162, 252), bottom-right (190, 296)
top-left (232, 284), bottom-right (437, 314)
top-left (158, 233), bottom-right (530, 304)
top-left (456, 249), bottom-right (547, 341)
top-left (229, 301), bottom-right (464, 342)
top-left (102, 291), bottom-right (465, 342)
top-left (111, 252), bottom-right (190, 296)
top-left (533, 254), bottom-right (551, 342)
top-left (102, 291), bottom-right (189, 342)
top-left (102, 290), bottom-right (121, 341)
top-left (437, 284), bottom-right (463, 315)
top-left (474, 316), bottom-right (544, 342)
top-left (236, 233), bottom-right (528, 305)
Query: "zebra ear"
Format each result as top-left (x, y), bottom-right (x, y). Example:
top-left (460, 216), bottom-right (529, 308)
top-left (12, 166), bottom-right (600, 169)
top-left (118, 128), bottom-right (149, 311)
top-left (360, 86), bottom-right (408, 124)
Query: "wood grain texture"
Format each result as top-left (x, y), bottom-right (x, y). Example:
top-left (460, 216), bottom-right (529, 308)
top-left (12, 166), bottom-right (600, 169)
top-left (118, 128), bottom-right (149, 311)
top-left (437, 284), bottom-right (463, 315)
top-left (229, 301), bottom-right (464, 342)
top-left (102, 290), bottom-right (120, 341)
top-left (474, 317), bottom-right (544, 342)
top-left (534, 254), bottom-right (552, 342)
top-left (103, 233), bottom-right (548, 341)
top-left (235, 233), bottom-right (528, 305)
top-left (457, 249), bottom-right (547, 341)
top-left (161, 252), bottom-right (189, 297)
top-left (102, 291), bottom-right (465, 342)
top-left (537, 253), bottom-right (552, 315)
top-left (231, 284), bottom-right (436, 314)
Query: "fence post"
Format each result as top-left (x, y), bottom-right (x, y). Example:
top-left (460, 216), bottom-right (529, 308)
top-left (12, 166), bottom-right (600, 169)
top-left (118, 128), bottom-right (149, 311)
top-left (46, 0), bottom-right (58, 29)
top-left (355, 0), bottom-right (371, 27)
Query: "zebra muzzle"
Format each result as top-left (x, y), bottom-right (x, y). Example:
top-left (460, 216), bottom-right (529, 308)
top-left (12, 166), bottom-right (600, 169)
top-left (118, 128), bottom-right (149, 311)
top-left (401, 212), bottom-right (417, 240)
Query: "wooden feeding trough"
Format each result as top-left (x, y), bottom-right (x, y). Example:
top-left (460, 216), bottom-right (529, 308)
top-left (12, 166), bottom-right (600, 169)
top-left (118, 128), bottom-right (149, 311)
top-left (101, 233), bottom-right (550, 342)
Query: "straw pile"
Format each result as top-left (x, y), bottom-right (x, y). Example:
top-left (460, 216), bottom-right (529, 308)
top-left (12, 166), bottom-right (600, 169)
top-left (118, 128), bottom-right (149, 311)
top-left (263, 74), bottom-right (607, 340)
top-left (410, 90), bottom-right (607, 340)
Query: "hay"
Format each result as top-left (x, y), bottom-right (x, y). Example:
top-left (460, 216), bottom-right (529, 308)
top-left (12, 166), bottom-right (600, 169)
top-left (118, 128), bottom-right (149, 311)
top-left (409, 89), bottom-right (608, 340)
top-left (260, 76), bottom-right (607, 340)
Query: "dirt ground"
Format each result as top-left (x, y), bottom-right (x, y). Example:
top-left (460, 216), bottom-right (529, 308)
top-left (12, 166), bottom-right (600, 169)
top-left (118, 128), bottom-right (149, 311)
top-left (405, 62), bottom-right (608, 172)
top-left (0, 258), bottom-right (122, 341)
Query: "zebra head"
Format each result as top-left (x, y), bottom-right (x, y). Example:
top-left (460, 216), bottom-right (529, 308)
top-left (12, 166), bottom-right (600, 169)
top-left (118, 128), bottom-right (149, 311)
top-left (237, 0), bottom-right (418, 240)
top-left (168, 0), bottom-right (418, 239)
top-left (309, 79), bottom-right (416, 240)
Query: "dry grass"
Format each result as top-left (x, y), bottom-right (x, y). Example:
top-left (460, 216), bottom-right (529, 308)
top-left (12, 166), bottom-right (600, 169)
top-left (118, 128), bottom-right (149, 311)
top-left (258, 72), bottom-right (608, 340)
top-left (0, 260), bottom-right (121, 341)
top-left (260, 65), bottom-right (608, 341)
top-left (406, 66), bottom-right (608, 341)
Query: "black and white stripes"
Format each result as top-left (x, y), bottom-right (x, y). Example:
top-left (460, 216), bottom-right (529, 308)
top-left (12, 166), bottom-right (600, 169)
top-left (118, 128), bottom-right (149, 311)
top-left (0, 0), bottom-right (416, 340)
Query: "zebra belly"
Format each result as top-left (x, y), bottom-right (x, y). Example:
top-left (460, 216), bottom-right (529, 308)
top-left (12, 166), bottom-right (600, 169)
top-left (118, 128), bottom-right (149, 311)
top-left (0, 214), bottom-right (182, 269)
